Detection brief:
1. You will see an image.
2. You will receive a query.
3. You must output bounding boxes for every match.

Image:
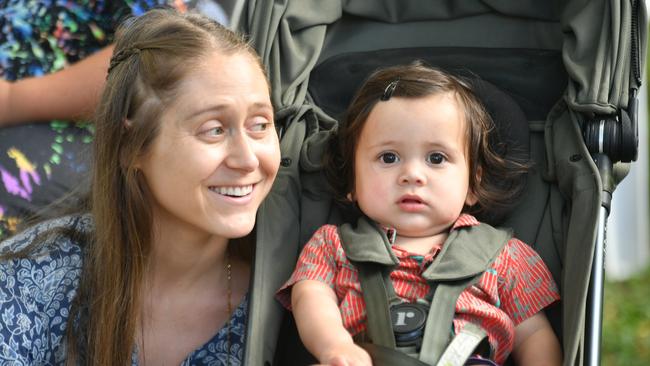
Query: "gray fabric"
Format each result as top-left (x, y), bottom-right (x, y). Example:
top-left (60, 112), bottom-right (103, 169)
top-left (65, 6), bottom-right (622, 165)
top-left (354, 263), bottom-right (399, 348)
top-left (418, 225), bottom-right (510, 364)
top-left (545, 101), bottom-right (602, 366)
top-left (563, 0), bottom-right (648, 113)
top-left (244, 119), bottom-right (306, 365)
top-left (419, 279), bottom-right (479, 365)
top-left (319, 15), bottom-right (563, 64)
top-left (422, 225), bottom-right (511, 282)
top-left (338, 218), bottom-right (401, 348)
top-left (339, 218), bottom-right (399, 266)
top-left (240, 1), bottom-right (565, 119)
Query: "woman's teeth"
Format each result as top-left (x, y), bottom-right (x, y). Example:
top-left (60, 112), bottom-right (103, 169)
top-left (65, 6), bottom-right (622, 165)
top-left (211, 185), bottom-right (253, 197)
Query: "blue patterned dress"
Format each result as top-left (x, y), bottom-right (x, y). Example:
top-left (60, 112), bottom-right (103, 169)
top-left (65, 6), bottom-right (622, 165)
top-left (0, 215), bottom-right (248, 365)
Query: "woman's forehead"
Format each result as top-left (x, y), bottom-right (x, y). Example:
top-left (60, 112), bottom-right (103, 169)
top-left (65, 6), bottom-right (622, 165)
top-left (164, 52), bottom-right (270, 110)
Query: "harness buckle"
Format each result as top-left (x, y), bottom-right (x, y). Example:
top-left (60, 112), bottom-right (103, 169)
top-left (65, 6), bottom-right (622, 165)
top-left (390, 300), bottom-right (430, 349)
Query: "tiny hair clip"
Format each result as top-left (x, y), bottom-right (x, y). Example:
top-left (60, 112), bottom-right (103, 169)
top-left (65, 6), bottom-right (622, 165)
top-left (381, 79), bottom-right (399, 101)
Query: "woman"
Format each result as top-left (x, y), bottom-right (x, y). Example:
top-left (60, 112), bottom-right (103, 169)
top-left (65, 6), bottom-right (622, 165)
top-left (0, 8), bottom-right (280, 365)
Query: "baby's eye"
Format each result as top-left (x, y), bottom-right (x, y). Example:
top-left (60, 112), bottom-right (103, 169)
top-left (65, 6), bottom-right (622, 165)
top-left (379, 152), bottom-right (399, 164)
top-left (427, 152), bottom-right (446, 164)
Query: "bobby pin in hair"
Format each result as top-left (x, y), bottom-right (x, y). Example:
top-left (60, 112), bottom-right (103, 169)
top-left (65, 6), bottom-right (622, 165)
top-left (381, 79), bottom-right (399, 101)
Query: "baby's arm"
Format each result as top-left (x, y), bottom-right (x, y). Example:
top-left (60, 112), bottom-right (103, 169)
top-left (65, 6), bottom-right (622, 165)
top-left (292, 279), bottom-right (371, 366)
top-left (512, 311), bottom-right (562, 366)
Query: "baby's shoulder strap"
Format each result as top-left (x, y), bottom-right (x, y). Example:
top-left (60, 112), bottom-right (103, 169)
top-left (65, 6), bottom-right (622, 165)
top-left (338, 216), bottom-right (512, 365)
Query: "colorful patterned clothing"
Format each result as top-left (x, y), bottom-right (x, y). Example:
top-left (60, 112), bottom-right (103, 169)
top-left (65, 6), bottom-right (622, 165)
top-left (0, 215), bottom-right (248, 365)
top-left (277, 214), bottom-right (560, 364)
top-left (0, 0), bottom-right (192, 239)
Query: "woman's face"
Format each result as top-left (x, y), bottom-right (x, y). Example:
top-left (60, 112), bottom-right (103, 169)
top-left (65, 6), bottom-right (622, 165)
top-left (136, 51), bottom-right (280, 243)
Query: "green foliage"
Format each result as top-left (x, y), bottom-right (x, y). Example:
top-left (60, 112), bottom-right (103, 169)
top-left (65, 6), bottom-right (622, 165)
top-left (602, 266), bottom-right (650, 365)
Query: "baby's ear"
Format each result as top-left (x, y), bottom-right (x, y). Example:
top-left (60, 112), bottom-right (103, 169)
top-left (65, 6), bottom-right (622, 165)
top-left (465, 166), bottom-right (482, 206)
top-left (465, 191), bottom-right (478, 206)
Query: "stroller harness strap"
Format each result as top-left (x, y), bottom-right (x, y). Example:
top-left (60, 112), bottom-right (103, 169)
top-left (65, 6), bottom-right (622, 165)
top-left (339, 216), bottom-right (511, 365)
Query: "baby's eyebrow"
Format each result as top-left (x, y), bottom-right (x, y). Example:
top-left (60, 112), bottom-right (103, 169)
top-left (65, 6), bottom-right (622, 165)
top-left (367, 139), bottom-right (400, 149)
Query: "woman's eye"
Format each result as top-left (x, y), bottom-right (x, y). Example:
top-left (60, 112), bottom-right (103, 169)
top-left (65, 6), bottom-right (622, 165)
top-left (205, 126), bottom-right (225, 136)
top-left (427, 152), bottom-right (446, 164)
top-left (379, 152), bottom-right (399, 164)
top-left (250, 122), bottom-right (270, 132)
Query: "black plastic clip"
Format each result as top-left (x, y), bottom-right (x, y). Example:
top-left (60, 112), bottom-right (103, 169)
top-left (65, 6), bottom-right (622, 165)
top-left (583, 89), bottom-right (639, 163)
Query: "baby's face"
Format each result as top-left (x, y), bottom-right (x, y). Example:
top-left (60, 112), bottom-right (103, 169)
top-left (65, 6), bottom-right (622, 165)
top-left (351, 93), bottom-right (477, 242)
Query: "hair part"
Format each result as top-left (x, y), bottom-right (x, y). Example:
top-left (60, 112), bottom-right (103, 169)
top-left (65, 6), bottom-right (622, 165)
top-left (66, 8), bottom-right (266, 365)
top-left (323, 62), bottom-right (527, 221)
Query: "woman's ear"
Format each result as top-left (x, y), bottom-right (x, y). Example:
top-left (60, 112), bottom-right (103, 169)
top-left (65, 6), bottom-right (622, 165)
top-left (346, 192), bottom-right (355, 202)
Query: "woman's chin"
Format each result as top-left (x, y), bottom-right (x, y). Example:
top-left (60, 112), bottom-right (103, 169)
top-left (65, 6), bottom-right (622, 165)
top-left (215, 218), bottom-right (256, 239)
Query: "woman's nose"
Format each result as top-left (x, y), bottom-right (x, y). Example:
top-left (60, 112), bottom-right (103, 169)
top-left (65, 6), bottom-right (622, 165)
top-left (226, 132), bottom-right (259, 172)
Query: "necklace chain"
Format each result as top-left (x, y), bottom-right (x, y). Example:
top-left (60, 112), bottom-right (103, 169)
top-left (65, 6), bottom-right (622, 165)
top-left (226, 249), bottom-right (232, 366)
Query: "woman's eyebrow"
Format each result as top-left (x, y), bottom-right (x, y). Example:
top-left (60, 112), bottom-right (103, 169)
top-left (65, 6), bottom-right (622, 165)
top-left (249, 102), bottom-right (274, 113)
top-left (184, 101), bottom-right (273, 121)
top-left (185, 104), bottom-right (228, 120)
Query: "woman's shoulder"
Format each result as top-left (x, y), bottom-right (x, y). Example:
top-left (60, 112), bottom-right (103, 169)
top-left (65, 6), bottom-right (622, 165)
top-left (0, 214), bottom-right (93, 255)
top-left (0, 214), bottom-right (91, 286)
top-left (0, 214), bottom-right (92, 286)
top-left (0, 215), bottom-right (91, 363)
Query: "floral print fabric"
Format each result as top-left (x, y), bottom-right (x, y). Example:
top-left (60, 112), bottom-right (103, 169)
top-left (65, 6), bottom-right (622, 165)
top-left (0, 215), bottom-right (248, 365)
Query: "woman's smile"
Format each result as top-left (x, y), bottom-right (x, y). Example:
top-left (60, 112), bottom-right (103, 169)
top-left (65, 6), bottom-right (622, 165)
top-left (209, 184), bottom-right (255, 197)
top-left (208, 183), bottom-right (257, 205)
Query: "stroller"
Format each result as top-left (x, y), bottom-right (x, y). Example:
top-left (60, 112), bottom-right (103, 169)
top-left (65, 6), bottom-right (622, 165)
top-left (234, 1), bottom-right (647, 365)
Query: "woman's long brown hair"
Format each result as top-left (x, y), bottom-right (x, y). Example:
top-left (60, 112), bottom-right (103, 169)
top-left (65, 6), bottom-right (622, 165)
top-left (65, 9), bottom-right (265, 365)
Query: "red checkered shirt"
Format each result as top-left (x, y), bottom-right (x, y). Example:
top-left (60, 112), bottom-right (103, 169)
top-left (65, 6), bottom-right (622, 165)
top-left (277, 214), bottom-right (560, 364)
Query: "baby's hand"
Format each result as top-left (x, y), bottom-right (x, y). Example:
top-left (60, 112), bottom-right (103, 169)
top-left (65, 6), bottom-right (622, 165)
top-left (318, 342), bottom-right (372, 366)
